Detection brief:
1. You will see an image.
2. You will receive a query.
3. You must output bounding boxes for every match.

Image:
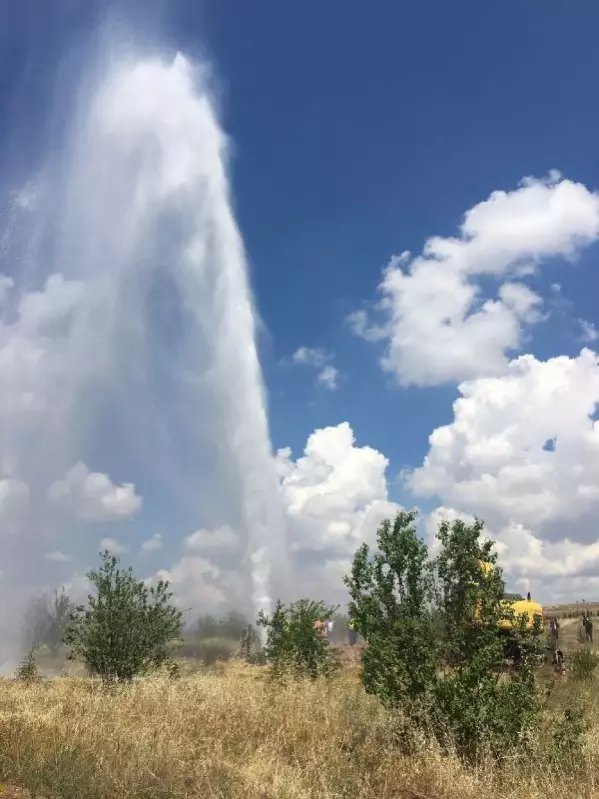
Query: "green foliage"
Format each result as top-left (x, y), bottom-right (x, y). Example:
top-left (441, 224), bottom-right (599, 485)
top-left (431, 518), bottom-right (543, 760)
top-left (570, 648), bottom-right (599, 681)
top-left (550, 703), bottom-right (589, 769)
top-left (16, 648), bottom-right (42, 684)
top-left (344, 511), bottom-right (436, 733)
top-left (257, 598), bottom-right (338, 680)
top-left (345, 511), bottom-right (545, 762)
top-left (165, 659), bottom-right (181, 680)
top-left (64, 551), bottom-right (183, 683)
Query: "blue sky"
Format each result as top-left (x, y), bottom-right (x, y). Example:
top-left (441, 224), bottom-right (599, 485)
top-left (200, 0), bottom-right (599, 485)
top-left (1, 0), bottom-right (599, 613)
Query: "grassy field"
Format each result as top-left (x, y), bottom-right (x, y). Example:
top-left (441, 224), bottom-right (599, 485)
top-left (0, 651), bottom-right (598, 799)
top-left (1, 607), bottom-right (597, 799)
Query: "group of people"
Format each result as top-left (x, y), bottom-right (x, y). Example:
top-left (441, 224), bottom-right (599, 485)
top-left (313, 619), bottom-right (335, 638)
top-left (313, 618), bottom-right (359, 646)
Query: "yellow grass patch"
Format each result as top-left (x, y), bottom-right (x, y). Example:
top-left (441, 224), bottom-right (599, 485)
top-left (0, 662), bottom-right (598, 798)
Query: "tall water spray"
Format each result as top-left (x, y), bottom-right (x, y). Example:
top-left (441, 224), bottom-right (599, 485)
top-left (0, 47), bottom-right (289, 652)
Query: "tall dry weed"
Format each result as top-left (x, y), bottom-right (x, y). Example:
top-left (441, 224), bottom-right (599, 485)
top-left (0, 664), bottom-right (597, 798)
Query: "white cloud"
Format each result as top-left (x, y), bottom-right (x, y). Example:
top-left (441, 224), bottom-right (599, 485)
top-left (316, 364), bottom-right (339, 390)
top-left (292, 347), bottom-right (330, 367)
top-left (154, 556), bottom-right (227, 610)
top-left (347, 310), bottom-right (386, 342)
top-left (276, 422), bottom-right (400, 602)
top-left (410, 349), bottom-right (599, 595)
top-left (352, 173), bottom-right (599, 386)
top-left (48, 462), bottom-right (141, 522)
top-left (291, 346), bottom-right (340, 391)
top-left (44, 551), bottom-right (73, 563)
top-left (18, 274), bottom-right (85, 332)
top-left (60, 574), bottom-right (93, 605)
top-left (155, 422), bottom-right (400, 612)
top-left (184, 525), bottom-right (239, 552)
top-left (99, 537), bottom-right (129, 555)
top-left (579, 318), bottom-right (598, 343)
top-left (140, 533), bottom-right (162, 553)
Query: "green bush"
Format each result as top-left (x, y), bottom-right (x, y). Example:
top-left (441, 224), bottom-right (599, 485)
top-left (257, 598), bottom-right (338, 680)
top-left (570, 648), bottom-right (599, 681)
top-left (64, 551), bottom-right (182, 684)
top-left (16, 649), bottom-right (42, 684)
top-left (550, 703), bottom-right (589, 770)
top-left (345, 511), bottom-right (544, 762)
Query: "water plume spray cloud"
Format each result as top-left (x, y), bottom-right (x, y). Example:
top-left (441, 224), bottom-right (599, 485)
top-left (0, 44), bottom-right (288, 658)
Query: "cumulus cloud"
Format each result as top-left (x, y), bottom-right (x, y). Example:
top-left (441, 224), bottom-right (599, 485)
top-left (98, 537), bottom-right (129, 555)
top-left (291, 346), bottom-right (340, 390)
top-left (579, 319), bottom-right (598, 343)
top-left (410, 348), bottom-right (599, 596)
top-left (154, 556), bottom-right (227, 611)
top-left (275, 422), bottom-right (400, 601)
top-left (154, 422), bottom-right (400, 612)
top-left (44, 551), bottom-right (73, 563)
top-left (352, 172), bottom-right (599, 386)
top-left (316, 364), bottom-right (340, 390)
top-left (48, 462), bottom-right (141, 522)
top-left (184, 525), bottom-right (239, 552)
top-left (140, 533), bottom-right (162, 553)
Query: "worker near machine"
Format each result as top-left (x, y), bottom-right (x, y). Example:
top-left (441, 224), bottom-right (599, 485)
top-left (348, 619), bottom-right (358, 647)
top-left (585, 615), bottom-right (594, 643)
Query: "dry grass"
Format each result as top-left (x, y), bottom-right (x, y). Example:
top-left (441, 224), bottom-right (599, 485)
top-left (1, 660), bottom-right (599, 799)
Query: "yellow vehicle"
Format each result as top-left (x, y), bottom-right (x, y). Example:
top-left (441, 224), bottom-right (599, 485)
top-left (498, 594), bottom-right (543, 633)
top-left (478, 561), bottom-right (544, 660)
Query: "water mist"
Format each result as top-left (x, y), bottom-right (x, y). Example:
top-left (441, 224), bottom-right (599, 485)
top-left (0, 45), bottom-right (289, 660)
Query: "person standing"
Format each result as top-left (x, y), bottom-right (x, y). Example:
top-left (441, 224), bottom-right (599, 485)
top-left (348, 619), bottom-right (358, 647)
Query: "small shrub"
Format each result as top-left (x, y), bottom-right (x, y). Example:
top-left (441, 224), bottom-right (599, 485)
top-left (64, 551), bottom-right (182, 683)
top-left (550, 703), bottom-right (589, 769)
top-left (257, 598), bottom-right (338, 680)
top-left (570, 648), bottom-right (599, 681)
top-left (166, 660), bottom-right (181, 679)
top-left (16, 649), bottom-right (42, 684)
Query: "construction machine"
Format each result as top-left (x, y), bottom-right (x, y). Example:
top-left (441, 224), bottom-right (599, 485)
top-left (478, 561), bottom-right (544, 661)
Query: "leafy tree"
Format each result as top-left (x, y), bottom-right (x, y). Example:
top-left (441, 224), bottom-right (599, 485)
top-left (257, 598), bottom-right (338, 679)
top-left (431, 518), bottom-right (543, 760)
top-left (345, 511), bottom-right (544, 762)
top-left (344, 511), bottom-right (436, 732)
top-left (64, 551), bottom-right (183, 683)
